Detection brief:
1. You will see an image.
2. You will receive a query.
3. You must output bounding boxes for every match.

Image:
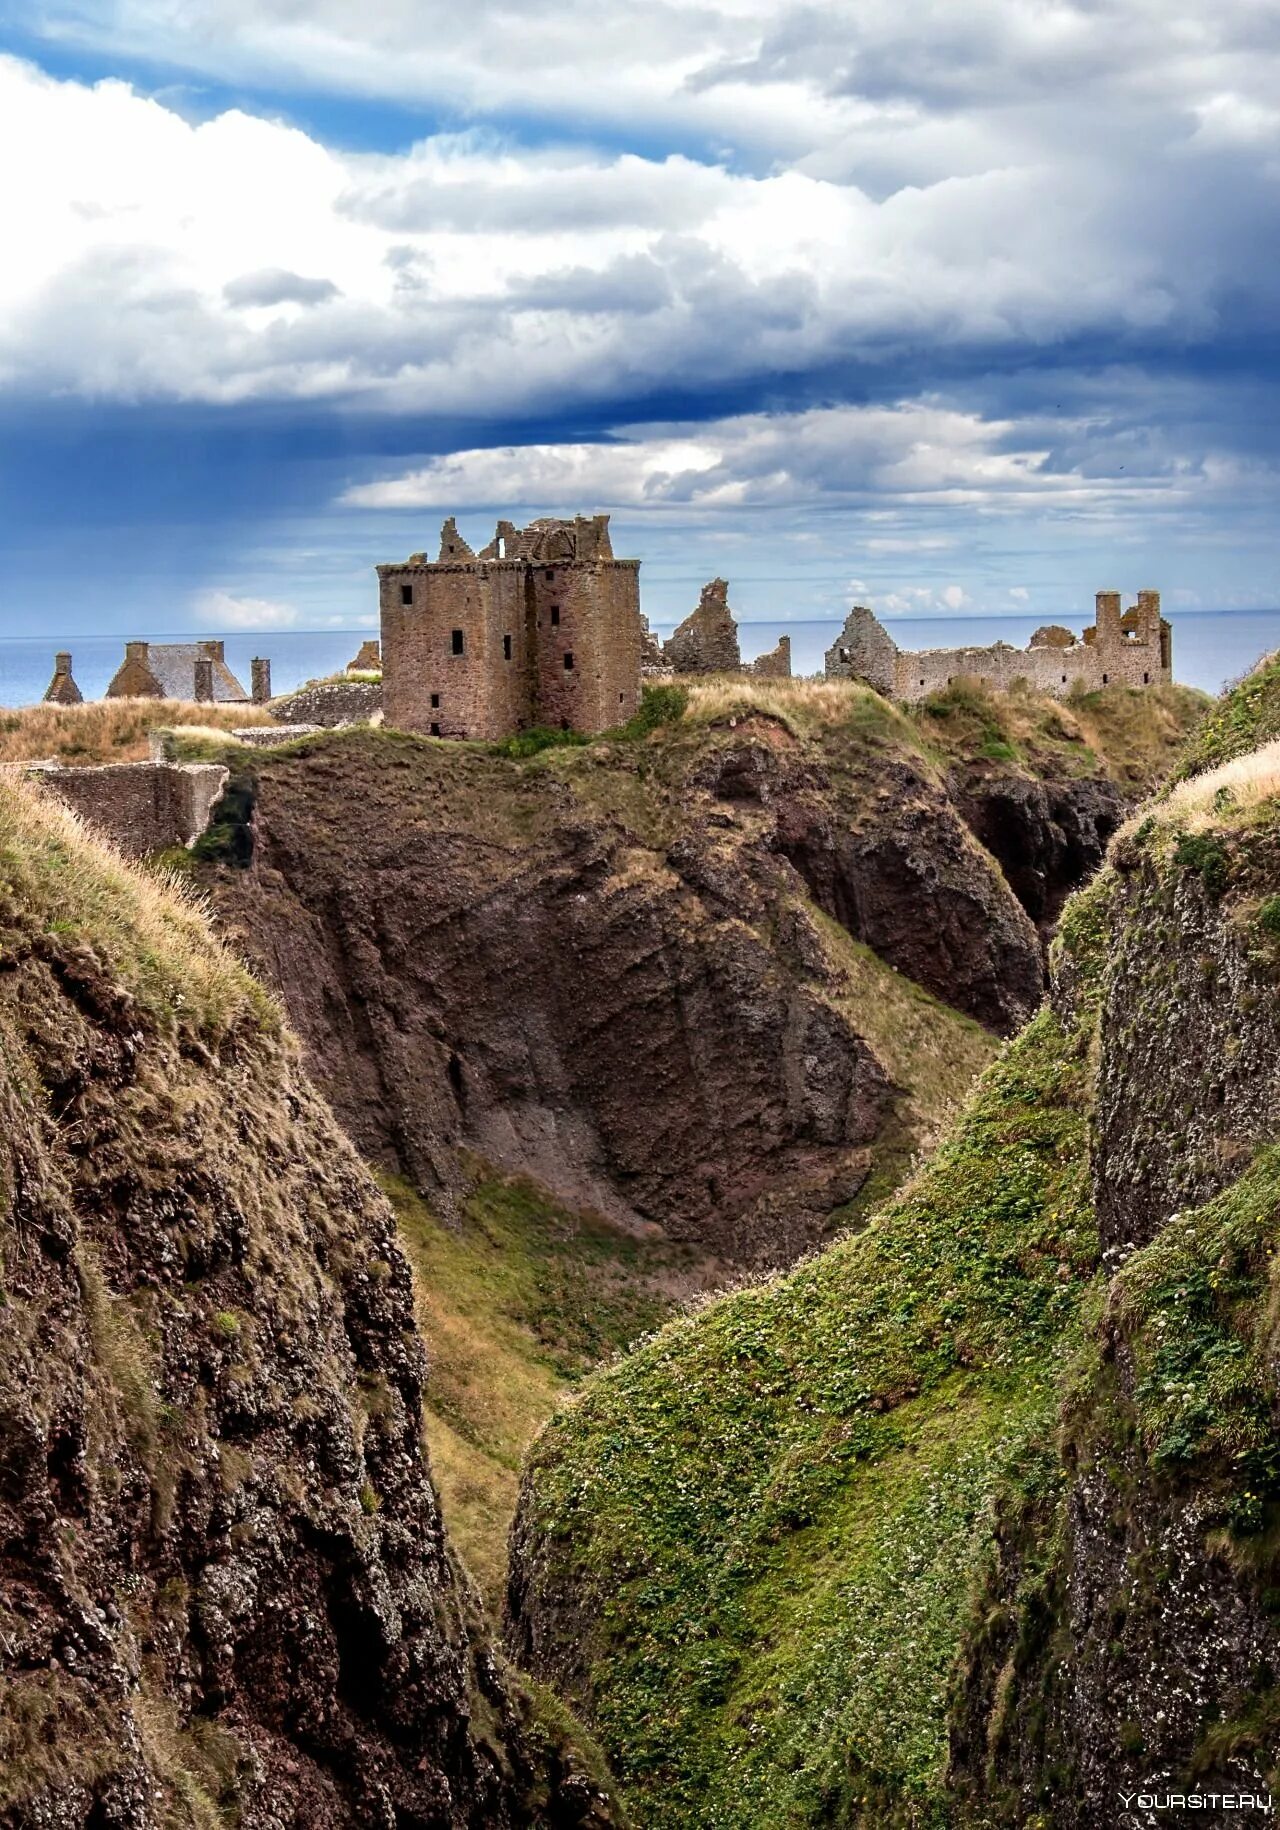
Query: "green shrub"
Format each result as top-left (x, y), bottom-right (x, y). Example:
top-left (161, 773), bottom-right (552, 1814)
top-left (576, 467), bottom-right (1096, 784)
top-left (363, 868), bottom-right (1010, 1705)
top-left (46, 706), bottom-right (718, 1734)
top-left (1258, 895), bottom-right (1280, 937)
top-left (1173, 832), bottom-right (1229, 896)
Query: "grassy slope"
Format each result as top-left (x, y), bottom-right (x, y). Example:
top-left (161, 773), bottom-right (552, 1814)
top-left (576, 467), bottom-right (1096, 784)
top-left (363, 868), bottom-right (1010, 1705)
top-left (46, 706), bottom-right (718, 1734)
top-left (387, 1171), bottom-right (721, 1613)
top-left (0, 699), bottom-right (272, 765)
top-left (517, 960), bottom-right (1106, 1826)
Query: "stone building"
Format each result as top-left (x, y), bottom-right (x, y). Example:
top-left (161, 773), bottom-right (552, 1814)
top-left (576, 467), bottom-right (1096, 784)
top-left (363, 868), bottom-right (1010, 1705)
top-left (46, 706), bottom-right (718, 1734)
top-left (378, 514), bottom-right (642, 740)
top-left (347, 639), bottom-right (382, 672)
top-left (825, 592), bottom-right (1172, 701)
top-left (43, 652), bottom-right (83, 705)
top-left (106, 640), bottom-right (252, 704)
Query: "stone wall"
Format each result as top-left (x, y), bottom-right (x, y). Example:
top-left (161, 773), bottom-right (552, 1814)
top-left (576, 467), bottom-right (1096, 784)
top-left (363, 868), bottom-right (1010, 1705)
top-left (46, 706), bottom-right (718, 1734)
top-left (529, 560), bottom-right (642, 731)
top-left (268, 679), bottom-right (383, 728)
top-left (16, 761), bottom-right (228, 858)
top-left (749, 634), bottom-right (792, 679)
top-left (664, 579), bottom-right (742, 674)
top-left (826, 594), bottom-right (1172, 701)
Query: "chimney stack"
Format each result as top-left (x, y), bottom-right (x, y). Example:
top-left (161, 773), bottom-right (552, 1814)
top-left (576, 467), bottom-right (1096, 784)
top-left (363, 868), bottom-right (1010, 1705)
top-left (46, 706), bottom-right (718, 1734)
top-left (193, 656), bottom-right (214, 704)
top-left (251, 657), bottom-right (272, 705)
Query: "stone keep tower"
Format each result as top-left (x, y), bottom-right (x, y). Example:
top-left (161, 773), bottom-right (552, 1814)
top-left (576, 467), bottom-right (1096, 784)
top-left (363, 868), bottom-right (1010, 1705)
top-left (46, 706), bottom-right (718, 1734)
top-left (378, 514), bottom-right (642, 740)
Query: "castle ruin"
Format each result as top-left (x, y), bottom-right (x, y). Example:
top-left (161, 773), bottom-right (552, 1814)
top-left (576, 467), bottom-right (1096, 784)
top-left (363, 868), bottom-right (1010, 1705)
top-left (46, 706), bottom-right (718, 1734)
top-left (659, 578), bottom-right (793, 680)
top-left (825, 591), bottom-right (1172, 701)
top-left (378, 515), bottom-right (642, 740)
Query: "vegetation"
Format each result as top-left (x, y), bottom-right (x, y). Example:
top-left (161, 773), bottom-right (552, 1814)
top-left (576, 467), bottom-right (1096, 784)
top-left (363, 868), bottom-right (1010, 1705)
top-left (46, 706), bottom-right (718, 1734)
top-left (0, 699), bottom-right (271, 766)
top-left (387, 1171), bottom-right (719, 1611)
top-left (1176, 649), bottom-right (1280, 779)
top-left (0, 772), bottom-right (272, 1038)
top-left (518, 895), bottom-right (1109, 1827)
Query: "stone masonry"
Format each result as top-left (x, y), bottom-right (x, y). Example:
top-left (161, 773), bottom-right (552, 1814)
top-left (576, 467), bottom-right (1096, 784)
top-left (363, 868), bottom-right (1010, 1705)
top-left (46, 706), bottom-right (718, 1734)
top-left (378, 514), bottom-right (643, 740)
top-left (825, 592), bottom-right (1172, 701)
top-left (43, 652), bottom-right (84, 705)
top-left (12, 761), bottom-right (229, 859)
top-left (664, 579), bottom-right (743, 673)
top-left (662, 578), bottom-right (793, 680)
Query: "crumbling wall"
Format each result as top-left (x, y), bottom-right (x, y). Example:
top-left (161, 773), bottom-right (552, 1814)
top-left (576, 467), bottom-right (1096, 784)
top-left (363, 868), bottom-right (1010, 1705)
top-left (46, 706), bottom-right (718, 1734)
top-left (20, 761), bottom-right (228, 857)
top-left (824, 605), bottom-right (899, 695)
top-left (268, 679), bottom-right (382, 728)
top-left (749, 634), bottom-right (792, 679)
top-left (664, 579), bottom-right (743, 674)
top-left (826, 594), bottom-right (1172, 701)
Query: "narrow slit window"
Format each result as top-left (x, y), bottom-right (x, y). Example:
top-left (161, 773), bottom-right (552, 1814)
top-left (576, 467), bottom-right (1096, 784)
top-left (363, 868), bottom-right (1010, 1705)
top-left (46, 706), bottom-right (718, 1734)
top-left (1102, 672), bottom-right (1109, 684)
top-left (430, 721), bottom-right (441, 736)
top-left (550, 605), bottom-right (560, 627)
top-left (451, 629), bottom-right (464, 655)
top-left (400, 583), bottom-right (413, 606)
top-left (1143, 671), bottom-right (1149, 684)
top-left (504, 634), bottom-right (512, 660)
top-left (563, 652), bottom-right (574, 670)
top-left (430, 693), bottom-right (440, 708)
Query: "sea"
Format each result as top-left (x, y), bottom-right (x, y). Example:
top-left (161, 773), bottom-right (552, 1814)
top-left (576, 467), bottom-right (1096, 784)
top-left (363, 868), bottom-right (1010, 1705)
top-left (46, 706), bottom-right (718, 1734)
top-left (2, 609), bottom-right (1279, 708)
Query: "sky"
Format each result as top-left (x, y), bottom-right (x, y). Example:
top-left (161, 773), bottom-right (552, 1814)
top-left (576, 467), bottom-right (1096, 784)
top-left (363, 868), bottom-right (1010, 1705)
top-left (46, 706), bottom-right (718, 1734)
top-left (2, 0), bottom-right (1280, 638)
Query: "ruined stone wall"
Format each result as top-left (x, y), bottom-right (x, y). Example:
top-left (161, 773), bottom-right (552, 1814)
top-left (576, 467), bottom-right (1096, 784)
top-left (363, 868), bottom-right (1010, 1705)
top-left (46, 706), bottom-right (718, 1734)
top-left (890, 634), bottom-right (1166, 701)
top-left (529, 561), bottom-right (642, 732)
top-left (18, 761), bottom-right (228, 858)
top-left (750, 634), bottom-right (792, 679)
top-left (825, 606), bottom-right (900, 695)
top-left (380, 562), bottom-right (532, 739)
top-left (267, 679), bottom-right (382, 728)
top-left (826, 596), bottom-right (1172, 702)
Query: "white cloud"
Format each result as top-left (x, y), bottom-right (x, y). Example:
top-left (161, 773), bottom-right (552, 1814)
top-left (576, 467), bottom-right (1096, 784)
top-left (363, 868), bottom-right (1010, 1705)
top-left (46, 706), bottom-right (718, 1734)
top-left (0, 28), bottom-right (1278, 417)
top-left (338, 402), bottom-right (1185, 517)
top-left (940, 583), bottom-right (969, 609)
top-left (1009, 585), bottom-right (1030, 601)
top-left (195, 588), bottom-right (301, 628)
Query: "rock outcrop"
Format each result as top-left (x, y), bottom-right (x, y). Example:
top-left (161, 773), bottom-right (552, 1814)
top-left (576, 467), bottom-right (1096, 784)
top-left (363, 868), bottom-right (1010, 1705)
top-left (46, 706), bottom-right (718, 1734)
top-left (0, 777), bottom-right (599, 1827)
top-left (201, 710), bottom-right (1041, 1266)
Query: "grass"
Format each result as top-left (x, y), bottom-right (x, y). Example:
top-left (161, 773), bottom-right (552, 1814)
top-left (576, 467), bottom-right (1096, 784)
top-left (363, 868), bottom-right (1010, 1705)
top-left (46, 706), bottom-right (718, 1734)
top-left (386, 1169), bottom-right (720, 1612)
top-left (1176, 650), bottom-right (1280, 779)
top-left (0, 773), bottom-right (274, 1040)
top-left (0, 698), bottom-right (272, 765)
top-left (518, 938), bottom-right (1106, 1827)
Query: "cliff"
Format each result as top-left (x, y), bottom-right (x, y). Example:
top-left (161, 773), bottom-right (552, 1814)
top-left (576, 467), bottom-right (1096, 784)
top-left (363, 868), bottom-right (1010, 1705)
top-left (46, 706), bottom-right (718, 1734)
top-left (505, 661), bottom-right (1280, 1828)
top-left (188, 677), bottom-right (1203, 1273)
top-left (0, 777), bottom-right (603, 1828)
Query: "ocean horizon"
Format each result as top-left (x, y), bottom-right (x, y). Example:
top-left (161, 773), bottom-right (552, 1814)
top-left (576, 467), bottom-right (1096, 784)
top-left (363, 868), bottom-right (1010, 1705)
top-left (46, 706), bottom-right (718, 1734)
top-left (2, 608), bottom-right (1278, 710)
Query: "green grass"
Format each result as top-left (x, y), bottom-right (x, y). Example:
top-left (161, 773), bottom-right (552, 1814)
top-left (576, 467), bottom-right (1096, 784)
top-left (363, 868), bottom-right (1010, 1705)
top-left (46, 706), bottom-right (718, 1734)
top-left (387, 1170), bottom-right (718, 1611)
top-left (519, 947), bottom-right (1105, 1825)
top-left (1176, 651), bottom-right (1280, 779)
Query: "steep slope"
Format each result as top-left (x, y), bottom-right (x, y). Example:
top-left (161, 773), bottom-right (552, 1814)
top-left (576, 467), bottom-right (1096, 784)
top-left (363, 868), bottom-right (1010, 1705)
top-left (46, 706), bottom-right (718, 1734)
top-left (201, 704), bottom-right (1002, 1269)
top-left (0, 778), bottom-right (601, 1828)
top-left (506, 670), bottom-right (1280, 1829)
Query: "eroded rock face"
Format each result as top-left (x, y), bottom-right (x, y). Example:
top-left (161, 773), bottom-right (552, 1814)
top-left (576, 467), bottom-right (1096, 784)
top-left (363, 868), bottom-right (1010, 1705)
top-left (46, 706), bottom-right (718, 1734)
top-left (207, 738), bottom-right (898, 1267)
top-left (954, 772), bottom-right (1128, 933)
top-left (0, 799), bottom-right (593, 1827)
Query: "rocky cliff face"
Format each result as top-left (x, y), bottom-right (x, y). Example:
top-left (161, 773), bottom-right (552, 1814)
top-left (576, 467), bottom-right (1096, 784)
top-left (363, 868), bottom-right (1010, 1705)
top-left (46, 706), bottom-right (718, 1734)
top-left (952, 771), bottom-right (1280, 1826)
top-left (200, 702), bottom-right (1035, 1267)
top-left (0, 779), bottom-right (597, 1828)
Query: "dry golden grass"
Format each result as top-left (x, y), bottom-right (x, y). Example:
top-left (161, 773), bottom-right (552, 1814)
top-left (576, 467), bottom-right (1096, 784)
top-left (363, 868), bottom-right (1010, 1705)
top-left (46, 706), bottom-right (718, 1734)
top-left (681, 673), bottom-right (917, 741)
top-left (0, 772), bottom-right (273, 1038)
top-left (0, 698), bottom-right (272, 766)
top-left (1154, 736), bottom-right (1280, 831)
